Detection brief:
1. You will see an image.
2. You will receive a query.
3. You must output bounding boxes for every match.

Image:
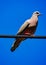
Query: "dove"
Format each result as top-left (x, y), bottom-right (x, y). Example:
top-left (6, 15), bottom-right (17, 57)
top-left (11, 11), bottom-right (41, 52)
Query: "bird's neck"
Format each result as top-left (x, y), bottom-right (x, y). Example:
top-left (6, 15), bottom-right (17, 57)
top-left (29, 15), bottom-right (38, 23)
top-left (31, 15), bottom-right (38, 20)
top-left (32, 14), bottom-right (38, 17)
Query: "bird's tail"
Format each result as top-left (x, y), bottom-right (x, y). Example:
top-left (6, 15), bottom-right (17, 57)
top-left (10, 38), bottom-right (25, 52)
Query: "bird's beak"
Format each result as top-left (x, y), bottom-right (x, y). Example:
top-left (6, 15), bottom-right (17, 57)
top-left (39, 13), bottom-right (42, 15)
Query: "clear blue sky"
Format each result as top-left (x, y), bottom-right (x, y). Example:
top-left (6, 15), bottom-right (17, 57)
top-left (0, 0), bottom-right (46, 65)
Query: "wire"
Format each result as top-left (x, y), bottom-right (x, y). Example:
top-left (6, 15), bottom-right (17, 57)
top-left (0, 35), bottom-right (46, 39)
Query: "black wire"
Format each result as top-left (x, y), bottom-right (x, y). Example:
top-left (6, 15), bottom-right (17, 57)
top-left (0, 35), bottom-right (46, 39)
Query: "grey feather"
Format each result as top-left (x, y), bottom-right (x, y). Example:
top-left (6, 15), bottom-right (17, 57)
top-left (17, 21), bottom-right (29, 34)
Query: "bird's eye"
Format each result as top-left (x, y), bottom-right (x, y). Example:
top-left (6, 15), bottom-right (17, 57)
top-left (36, 12), bottom-right (39, 14)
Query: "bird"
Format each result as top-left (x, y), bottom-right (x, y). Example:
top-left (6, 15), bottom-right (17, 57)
top-left (11, 11), bottom-right (41, 52)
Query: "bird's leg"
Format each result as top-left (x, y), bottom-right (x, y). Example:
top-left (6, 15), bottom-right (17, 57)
top-left (31, 34), bottom-right (35, 37)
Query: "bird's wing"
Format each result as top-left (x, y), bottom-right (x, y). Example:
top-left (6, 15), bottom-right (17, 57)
top-left (17, 20), bottom-right (29, 35)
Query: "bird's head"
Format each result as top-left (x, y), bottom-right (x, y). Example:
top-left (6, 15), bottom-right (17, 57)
top-left (33, 11), bottom-right (41, 16)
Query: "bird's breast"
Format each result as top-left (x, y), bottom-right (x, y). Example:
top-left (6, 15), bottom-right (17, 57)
top-left (28, 17), bottom-right (38, 27)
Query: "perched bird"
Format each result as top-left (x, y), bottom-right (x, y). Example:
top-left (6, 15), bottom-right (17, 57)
top-left (11, 11), bottom-right (41, 52)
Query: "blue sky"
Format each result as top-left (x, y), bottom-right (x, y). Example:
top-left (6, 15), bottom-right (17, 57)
top-left (0, 0), bottom-right (46, 65)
